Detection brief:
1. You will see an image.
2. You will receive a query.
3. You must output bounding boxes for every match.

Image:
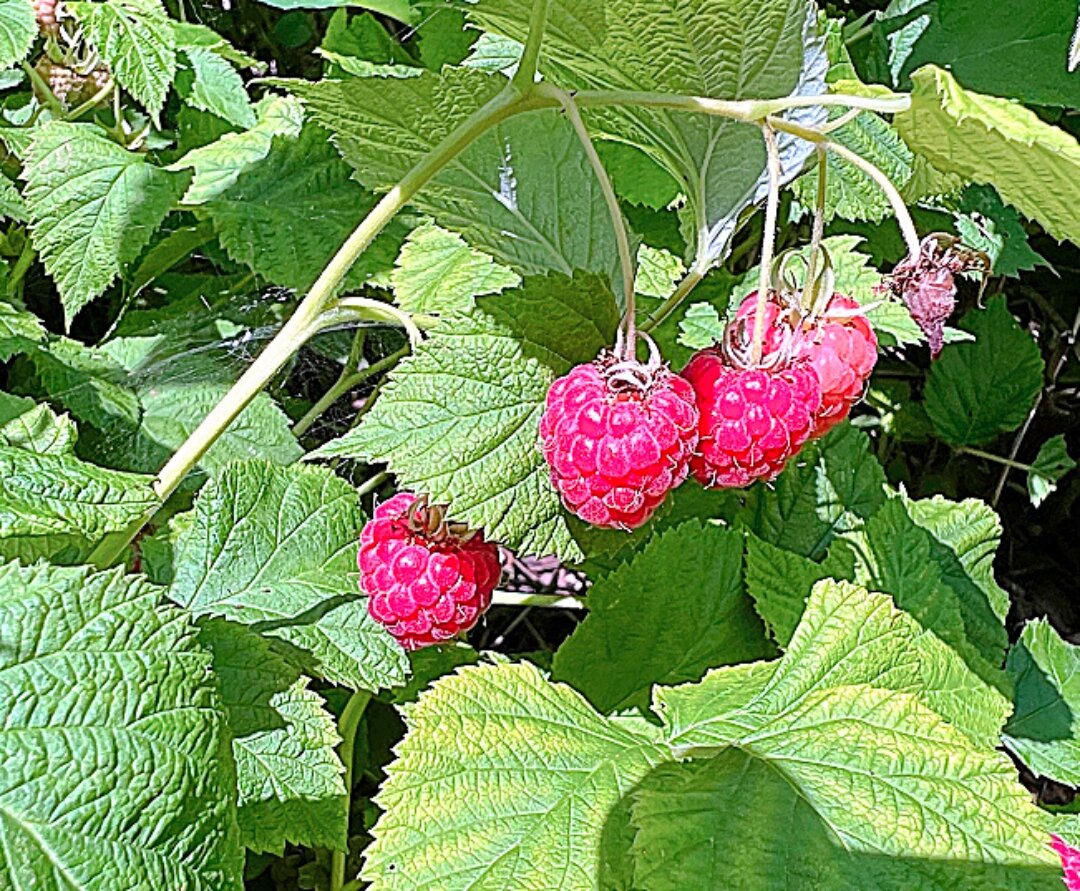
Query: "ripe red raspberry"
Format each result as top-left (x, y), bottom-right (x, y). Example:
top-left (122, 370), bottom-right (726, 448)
top-left (1051, 835), bottom-right (1080, 890)
top-left (358, 492), bottom-right (501, 651)
top-left (539, 349), bottom-right (699, 530)
top-left (733, 291), bottom-right (877, 437)
top-left (682, 305), bottom-right (821, 489)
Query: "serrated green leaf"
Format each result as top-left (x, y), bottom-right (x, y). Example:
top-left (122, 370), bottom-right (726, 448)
top-left (288, 69), bottom-right (621, 283)
top-left (0, 390), bottom-right (33, 424)
top-left (553, 522), bottom-right (774, 714)
top-left (390, 221), bottom-right (519, 314)
top-left (676, 300), bottom-right (724, 349)
top-left (738, 424), bottom-right (887, 560)
top-left (0, 174), bottom-right (25, 221)
top-left (1029, 434), bottom-right (1075, 508)
top-left (792, 110), bottom-right (913, 222)
top-left (0, 562), bottom-right (243, 889)
top-left (744, 532), bottom-right (855, 647)
top-left (71, 0), bottom-right (177, 119)
top-left (462, 31), bottom-right (523, 74)
top-left (953, 184), bottom-right (1047, 277)
top-left (169, 460), bottom-right (409, 691)
top-left (168, 94), bottom-right (303, 204)
top-left (635, 244), bottom-right (684, 300)
top-left (0, 400), bottom-right (77, 454)
top-left (23, 122), bottom-right (188, 326)
top-left (310, 274), bottom-right (619, 561)
top-left (924, 296), bottom-right (1045, 445)
top-left (181, 46), bottom-right (256, 128)
top-left (199, 620), bottom-right (346, 855)
top-left (206, 125), bottom-right (403, 291)
top-left (171, 20), bottom-right (260, 68)
top-left (362, 660), bottom-right (668, 891)
top-left (0, 0), bottom-right (35, 70)
top-left (1005, 618), bottom-right (1080, 787)
top-left (0, 299), bottom-right (44, 360)
top-left (597, 140), bottom-right (681, 211)
top-left (457, 0), bottom-right (825, 264)
top-left (0, 439), bottom-right (155, 562)
top-left (896, 65), bottom-right (1080, 246)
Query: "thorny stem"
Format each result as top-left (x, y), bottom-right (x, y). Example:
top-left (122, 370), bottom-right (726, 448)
top-left (544, 84), bottom-right (637, 357)
top-left (330, 690), bottom-right (372, 891)
top-left (751, 124), bottom-right (782, 365)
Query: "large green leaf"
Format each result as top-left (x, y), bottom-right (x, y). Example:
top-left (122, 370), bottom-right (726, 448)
top-left (0, 0), bottom-right (35, 70)
top-left (362, 660), bottom-right (669, 890)
top-left (0, 400), bottom-right (77, 455)
top-left (22, 123), bottom-right (188, 326)
top-left (168, 460), bottom-right (408, 691)
top-left (456, 0), bottom-right (825, 264)
top-left (0, 562), bottom-right (243, 889)
top-left (0, 439), bottom-right (156, 563)
top-left (553, 522), bottom-right (774, 713)
top-left (1005, 619), bottom-right (1080, 787)
top-left (180, 46), bottom-right (256, 129)
top-left (70, 0), bottom-right (177, 119)
top-left (738, 424), bottom-right (887, 560)
top-left (199, 620), bottom-right (347, 855)
top-left (924, 296), bottom-right (1044, 445)
top-left (288, 69), bottom-right (621, 282)
top-left (310, 274), bottom-right (619, 561)
top-left (206, 125), bottom-right (403, 291)
top-left (896, 65), bottom-right (1080, 245)
top-left (168, 94), bottom-right (304, 205)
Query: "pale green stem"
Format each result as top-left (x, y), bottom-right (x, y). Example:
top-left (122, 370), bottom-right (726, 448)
top-left (957, 446), bottom-right (1034, 473)
top-left (22, 61), bottom-right (63, 116)
top-left (292, 346), bottom-right (407, 438)
top-left (64, 79), bottom-right (114, 121)
top-left (491, 591), bottom-right (586, 609)
top-left (511, 0), bottom-right (550, 91)
top-left (542, 84), bottom-right (636, 355)
top-left (804, 145), bottom-right (827, 298)
top-left (356, 471), bottom-right (388, 497)
top-left (330, 690), bottom-right (372, 891)
top-left (751, 124), bottom-right (781, 365)
top-left (639, 263), bottom-right (707, 334)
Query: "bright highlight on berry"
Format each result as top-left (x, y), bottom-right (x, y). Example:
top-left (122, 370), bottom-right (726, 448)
top-left (358, 492), bottom-right (501, 650)
top-left (539, 337), bottom-right (699, 530)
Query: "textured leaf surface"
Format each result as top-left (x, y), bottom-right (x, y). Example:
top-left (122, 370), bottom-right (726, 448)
top-left (953, 184), bottom-right (1047, 277)
top-left (653, 580), bottom-right (1057, 883)
top-left (456, 0), bottom-right (824, 263)
top-left (0, 0), bottom-right (35, 69)
top-left (553, 522), bottom-right (774, 713)
top-left (207, 125), bottom-right (402, 290)
top-left (181, 46), bottom-right (256, 128)
top-left (1029, 435), bottom-right (1075, 508)
top-left (23, 123), bottom-right (188, 325)
top-left (896, 65), bottom-right (1080, 245)
top-left (169, 94), bottom-right (304, 204)
top-left (310, 274), bottom-right (619, 561)
top-left (169, 460), bottom-right (408, 691)
top-left (0, 562), bottom-right (243, 890)
top-left (0, 440), bottom-right (155, 562)
top-left (200, 620), bottom-right (346, 854)
top-left (925, 296), bottom-right (1044, 445)
top-left (0, 299), bottom-right (44, 359)
top-left (738, 424), bottom-right (886, 560)
top-left (362, 660), bottom-right (668, 890)
top-left (390, 221), bottom-right (519, 314)
top-left (71, 0), bottom-right (177, 118)
top-left (290, 70), bottom-right (620, 281)
top-left (0, 401), bottom-right (77, 454)
top-left (1005, 619), bottom-right (1080, 787)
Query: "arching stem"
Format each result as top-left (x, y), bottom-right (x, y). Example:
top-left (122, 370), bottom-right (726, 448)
top-left (544, 84), bottom-right (636, 359)
top-left (750, 124), bottom-right (781, 365)
top-left (804, 145), bottom-right (828, 310)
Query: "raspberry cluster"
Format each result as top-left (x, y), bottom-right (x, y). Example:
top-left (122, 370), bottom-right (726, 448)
top-left (358, 492), bottom-right (501, 650)
top-left (34, 57), bottom-right (112, 107)
top-left (539, 350), bottom-right (699, 529)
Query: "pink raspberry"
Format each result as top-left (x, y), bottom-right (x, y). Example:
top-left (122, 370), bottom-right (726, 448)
top-left (358, 492), bottom-right (501, 651)
top-left (33, 0), bottom-right (59, 31)
top-left (1051, 835), bottom-right (1080, 890)
top-left (734, 291), bottom-right (877, 437)
top-left (539, 352), bottom-right (699, 530)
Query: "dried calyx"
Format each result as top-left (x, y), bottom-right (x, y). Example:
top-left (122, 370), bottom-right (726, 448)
top-left (401, 494), bottom-right (477, 544)
top-left (597, 328), bottom-right (667, 394)
top-left (882, 233), bottom-right (990, 358)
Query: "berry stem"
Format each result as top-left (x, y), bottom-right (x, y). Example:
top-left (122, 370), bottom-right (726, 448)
top-left (804, 145), bottom-right (827, 311)
top-left (491, 591), bottom-right (586, 609)
top-left (21, 61), bottom-right (63, 115)
top-left (750, 123), bottom-right (781, 365)
top-left (639, 261), bottom-right (707, 333)
top-left (64, 77), bottom-right (113, 121)
top-left (543, 84), bottom-right (637, 358)
top-left (333, 296), bottom-right (425, 350)
top-left (330, 690), bottom-right (372, 891)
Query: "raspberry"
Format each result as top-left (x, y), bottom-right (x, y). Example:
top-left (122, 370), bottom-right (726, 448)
top-left (358, 492), bottom-right (501, 651)
top-left (1051, 835), bottom-right (1080, 890)
top-left (734, 291), bottom-right (877, 437)
top-left (681, 306), bottom-right (821, 488)
top-left (35, 58), bottom-right (78, 105)
top-left (33, 0), bottom-right (59, 31)
top-left (539, 350), bottom-right (699, 530)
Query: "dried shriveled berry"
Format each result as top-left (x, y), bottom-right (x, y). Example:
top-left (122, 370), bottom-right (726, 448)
top-left (540, 349), bottom-right (699, 530)
top-left (358, 492), bottom-right (501, 651)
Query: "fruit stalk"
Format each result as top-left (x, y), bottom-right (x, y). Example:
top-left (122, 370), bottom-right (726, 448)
top-left (751, 124), bottom-right (782, 364)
